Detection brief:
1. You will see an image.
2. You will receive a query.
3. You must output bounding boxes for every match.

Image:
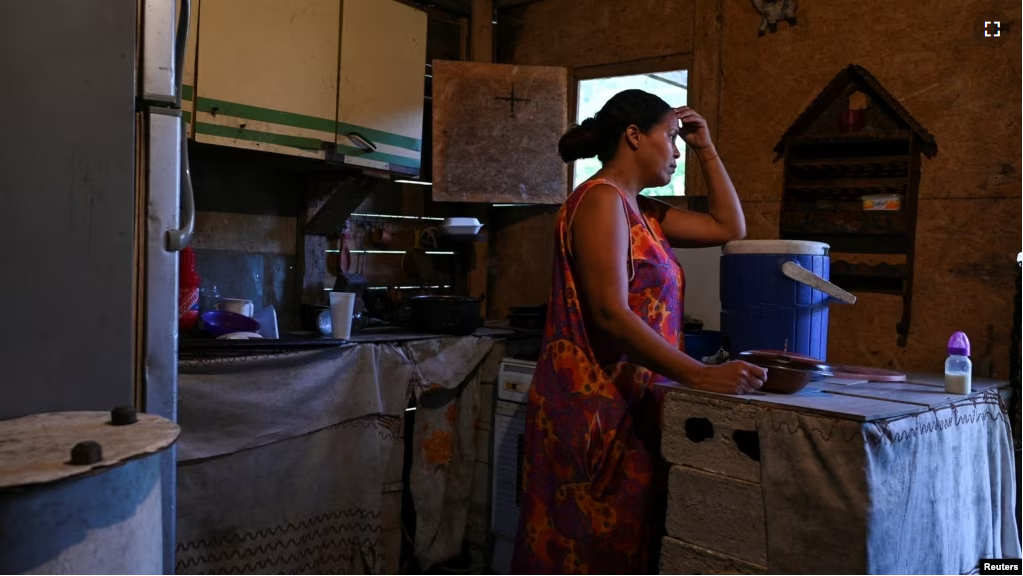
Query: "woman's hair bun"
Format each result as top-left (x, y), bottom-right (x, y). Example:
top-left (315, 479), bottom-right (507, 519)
top-left (557, 90), bottom-right (672, 164)
top-left (558, 117), bottom-right (603, 162)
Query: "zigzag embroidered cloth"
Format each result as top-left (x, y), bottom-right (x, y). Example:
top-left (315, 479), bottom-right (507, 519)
top-left (175, 337), bottom-right (494, 574)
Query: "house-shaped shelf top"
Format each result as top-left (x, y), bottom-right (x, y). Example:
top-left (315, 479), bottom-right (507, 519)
top-left (773, 64), bottom-right (939, 160)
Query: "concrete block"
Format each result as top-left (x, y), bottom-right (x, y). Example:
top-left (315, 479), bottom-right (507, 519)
top-left (661, 391), bottom-right (762, 483)
top-left (665, 465), bottom-right (766, 566)
top-left (659, 536), bottom-right (766, 575)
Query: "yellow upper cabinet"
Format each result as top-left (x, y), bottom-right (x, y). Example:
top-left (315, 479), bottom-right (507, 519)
top-left (189, 0), bottom-right (427, 172)
top-left (333, 0), bottom-right (427, 177)
top-left (194, 0), bottom-right (341, 159)
top-left (180, 0), bottom-right (199, 138)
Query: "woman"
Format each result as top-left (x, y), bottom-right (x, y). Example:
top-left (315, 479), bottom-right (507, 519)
top-left (510, 89), bottom-right (767, 574)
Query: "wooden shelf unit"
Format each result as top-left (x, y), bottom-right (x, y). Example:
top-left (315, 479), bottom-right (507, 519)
top-left (773, 65), bottom-right (938, 347)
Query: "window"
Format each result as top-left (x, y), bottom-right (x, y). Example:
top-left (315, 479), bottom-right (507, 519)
top-left (574, 69), bottom-right (689, 196)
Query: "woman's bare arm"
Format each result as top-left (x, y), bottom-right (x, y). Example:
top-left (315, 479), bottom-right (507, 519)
top-left (648, 147), bottom-right (747, 248)
top-left (650, 107), bottom-right (747, 248)
top-left (570, 184), bottom-right (765, 394)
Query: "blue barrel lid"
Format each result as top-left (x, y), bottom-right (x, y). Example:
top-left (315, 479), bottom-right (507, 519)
top-left (722, 240), bottom-right (830, 255)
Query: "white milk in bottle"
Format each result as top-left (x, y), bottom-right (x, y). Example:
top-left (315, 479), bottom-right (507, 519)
top-left (944, 331), bottom-right (972, 395)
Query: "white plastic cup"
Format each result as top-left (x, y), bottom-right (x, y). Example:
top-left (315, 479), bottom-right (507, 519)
top-left (328, 292), bottom-right (356, 339)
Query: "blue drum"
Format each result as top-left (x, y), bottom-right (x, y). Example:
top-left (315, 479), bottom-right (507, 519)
top-left (719, 240), bottom-right (856, 361)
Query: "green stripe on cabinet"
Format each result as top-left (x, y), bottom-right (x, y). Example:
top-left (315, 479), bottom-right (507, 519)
top-left (195, 122), bottom-right (324, 151)
top-left (182, 84), bottom-right (194, 101)
top-left (194, 122), bottom-right (421, 169)
top-left (197, 98), bottom-right (334, 133)
top-left (334, 144), bottom-right (421, 169)
top-left (194, 97), bottom-right (422, 152)
top-left (183, 111), bottom-right (192, 124)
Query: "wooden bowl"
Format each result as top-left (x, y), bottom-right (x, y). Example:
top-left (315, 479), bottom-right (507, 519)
top-left (758, 365), bottom-right (816, 394)
top-left (739, 350), bottom-right (831, 394)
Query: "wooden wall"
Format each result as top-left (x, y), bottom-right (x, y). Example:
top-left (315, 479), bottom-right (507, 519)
top-left (497, 0), bottom-right (1021, 376)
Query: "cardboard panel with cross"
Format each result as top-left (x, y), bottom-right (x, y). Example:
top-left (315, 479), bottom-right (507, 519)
top-left (431, 60), bottom-right (569, 204)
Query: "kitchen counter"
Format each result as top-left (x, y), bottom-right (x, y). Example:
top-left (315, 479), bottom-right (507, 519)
top-left (174, 332), bottom-right (503, 574)
top-left (657, 375), bottom-right (1020, 575)
top-left (345, 324), bottom-right (518, 343)
top-left (178, 322), bottom-right (525, 358)
top-left (657, 372), bottom-right (1011, 421)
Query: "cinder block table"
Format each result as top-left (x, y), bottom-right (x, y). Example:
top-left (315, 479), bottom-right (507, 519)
top-left (658, 374), bottom-right (1021, 575)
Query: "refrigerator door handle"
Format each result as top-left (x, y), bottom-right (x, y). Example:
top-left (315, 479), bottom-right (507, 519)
top-left (173, 0), bottom-right (192, 108)
top-left (166, 139), bottom-right (194, 252)
top-left (166, 0), bottom-right (194, 252)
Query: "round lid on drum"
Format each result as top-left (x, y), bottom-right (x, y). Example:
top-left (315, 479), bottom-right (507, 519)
top-left (722, 240), bottom-right (830, 256)
top-left (0, 411), bottom-right (180, 491)
top-left (739, 349), bottom-right (832, 374)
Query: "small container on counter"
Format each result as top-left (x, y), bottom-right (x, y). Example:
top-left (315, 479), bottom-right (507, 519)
top-left (944, 331), bottom-right (972, 394)
top-left (861, 194), bottom-right (903, 211)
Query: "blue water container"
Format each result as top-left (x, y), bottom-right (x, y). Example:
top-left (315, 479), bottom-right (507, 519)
top-left (720, 240), bottom-right (856, 361)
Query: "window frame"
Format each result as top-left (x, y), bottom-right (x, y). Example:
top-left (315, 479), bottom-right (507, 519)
top-left (569, 53), bottom-right (695, 207)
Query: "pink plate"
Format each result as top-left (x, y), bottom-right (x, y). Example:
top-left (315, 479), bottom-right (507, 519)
top-left (830, 365), bottom-right (906, 382)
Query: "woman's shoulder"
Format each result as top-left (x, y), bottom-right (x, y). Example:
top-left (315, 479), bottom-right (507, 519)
top-left (567, 179), bottom-right (625, 215)
top-left (571, 177), bottom-right (614, 195)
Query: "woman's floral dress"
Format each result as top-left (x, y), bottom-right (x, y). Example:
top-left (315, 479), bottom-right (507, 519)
top-left (511, 178), bottom-right (686, 574)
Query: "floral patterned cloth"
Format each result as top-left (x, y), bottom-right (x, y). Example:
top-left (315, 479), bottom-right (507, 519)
top-left (404, 336), bottom-right (495, 570)
top-left (512, 179), bottom-right (686, 574)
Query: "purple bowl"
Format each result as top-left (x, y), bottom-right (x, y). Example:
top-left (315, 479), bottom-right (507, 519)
top-left (201, 310), bottom-right (261, 337)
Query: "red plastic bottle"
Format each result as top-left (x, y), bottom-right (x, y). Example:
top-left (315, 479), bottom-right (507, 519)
top-left (179, 247), bottom-right (201, 332)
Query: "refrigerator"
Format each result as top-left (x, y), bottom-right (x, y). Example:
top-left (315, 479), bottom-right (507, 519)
top-left (0, 0), bottom-right (194, 572)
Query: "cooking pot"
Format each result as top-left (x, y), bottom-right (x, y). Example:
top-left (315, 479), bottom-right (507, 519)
top-left (410, 295), bottom-right (483, 336)
top-left (739, 349), bottom-right (832, 394)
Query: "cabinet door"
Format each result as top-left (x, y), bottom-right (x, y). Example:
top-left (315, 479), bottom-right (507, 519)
top-left (334, 0), bottom-right (426, 176)
top-left (180, 0), bottom-right (199, 138)
top-left (432, 61), bottom-right (569, 203)
top-left (194, 0), bottom-right (340, 159)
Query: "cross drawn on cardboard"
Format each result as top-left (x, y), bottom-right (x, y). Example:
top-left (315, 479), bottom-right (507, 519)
top-left (494, 84), bottom-right (530, 118)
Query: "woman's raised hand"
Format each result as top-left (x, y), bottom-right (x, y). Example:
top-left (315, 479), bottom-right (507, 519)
top-left (675, 106), bottom-right (714, 152)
